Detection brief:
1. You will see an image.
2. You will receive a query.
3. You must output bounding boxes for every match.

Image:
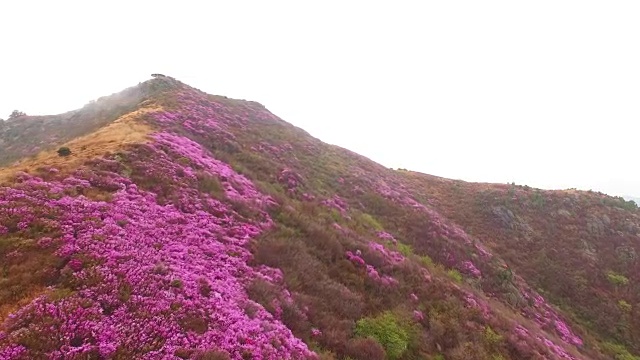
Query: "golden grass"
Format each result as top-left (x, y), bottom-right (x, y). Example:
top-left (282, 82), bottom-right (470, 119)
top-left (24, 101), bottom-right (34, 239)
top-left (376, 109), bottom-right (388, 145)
top-left (0, 106), bottom-right (160, 183)
top-left (0, 287), bottom-right (48, 324)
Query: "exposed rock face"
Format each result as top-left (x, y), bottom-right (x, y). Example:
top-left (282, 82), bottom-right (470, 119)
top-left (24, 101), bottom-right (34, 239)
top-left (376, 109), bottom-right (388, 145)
top-left (586, 214), bottom-right (610, 236)
top-left (492, 205), bottom-right (517, 228)
top-left (491, 205), bottom-right (533, 236)
top-left (616, 245), bottom-right (637, 264)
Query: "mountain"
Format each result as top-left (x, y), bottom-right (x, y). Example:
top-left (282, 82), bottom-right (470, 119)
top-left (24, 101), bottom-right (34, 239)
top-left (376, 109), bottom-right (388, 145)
top-left (1, 76), bottom-right (638, 360)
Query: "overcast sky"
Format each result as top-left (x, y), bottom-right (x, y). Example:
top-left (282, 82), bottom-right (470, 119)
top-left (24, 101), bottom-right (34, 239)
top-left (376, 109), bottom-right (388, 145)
top-left (1, 1), bottom-right (638, 197)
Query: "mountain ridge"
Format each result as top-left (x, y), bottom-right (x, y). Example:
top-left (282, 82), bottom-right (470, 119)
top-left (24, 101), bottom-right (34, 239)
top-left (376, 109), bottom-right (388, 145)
top-left (0, 76), bottom-right (638, 359)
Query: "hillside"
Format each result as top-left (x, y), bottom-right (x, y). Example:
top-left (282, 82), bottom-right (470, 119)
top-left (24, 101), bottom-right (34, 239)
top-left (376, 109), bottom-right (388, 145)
top-left (0, 76), bottom-right (638, 360)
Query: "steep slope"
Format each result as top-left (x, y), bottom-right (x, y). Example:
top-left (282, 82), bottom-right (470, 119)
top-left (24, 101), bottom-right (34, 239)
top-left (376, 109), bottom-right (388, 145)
top-left (0, 76), bottom-right (636, 359)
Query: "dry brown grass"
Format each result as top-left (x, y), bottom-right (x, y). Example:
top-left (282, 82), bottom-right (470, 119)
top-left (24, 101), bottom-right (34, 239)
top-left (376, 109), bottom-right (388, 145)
top-left (0, 106), bottom-right (159, 183)
top-left (0, 287), bottom-right (48, 324)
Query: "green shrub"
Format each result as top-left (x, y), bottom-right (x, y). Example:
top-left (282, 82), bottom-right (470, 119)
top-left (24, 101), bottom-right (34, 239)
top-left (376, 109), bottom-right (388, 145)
top-left (618, 300), bottom-right (632, 313)
top-left (420, 255), bottom-right (434, 267)
top-left (359, 213), bottom-right (383, 231)
top-left (530, 191), bottom-right (545, 208)
top-left (396, 242), bottom-right (413, 257)
top-left (602, 341), bottom-right (640, 360)
top-left (606, 271), bottom-right (629, 286)
top-left (496, 267), bottom-right (513, 286)
top-left (355, 312), bottom-right (410, 359)
top-left (483, 326), bottom-right (503, 348)
top-left (57, 147), bottom-right (72, 157)
top-left (608, 196), bottom-right (639, 211)
top-left (447, 269), bottom-right (463, 283)
top-left (329, 209), bottom-right (342, 222)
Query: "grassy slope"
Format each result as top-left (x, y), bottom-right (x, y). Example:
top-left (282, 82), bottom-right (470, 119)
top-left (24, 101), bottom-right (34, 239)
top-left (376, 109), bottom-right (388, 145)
top-left (0, 77), bottom-right (637, 359)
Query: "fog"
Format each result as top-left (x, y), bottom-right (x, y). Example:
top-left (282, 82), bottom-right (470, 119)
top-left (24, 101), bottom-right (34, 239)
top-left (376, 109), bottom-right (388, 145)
top-left (1, 1), bottom-right (638, 197)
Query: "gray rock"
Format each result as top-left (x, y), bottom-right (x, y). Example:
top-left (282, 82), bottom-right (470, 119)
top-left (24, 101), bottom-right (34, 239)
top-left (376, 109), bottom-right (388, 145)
top-left (586, 214), bottom-right (606, 236)
top-left (492, 206), bottom-right (516, 228)
top-left (615, 245), bottom-right (637, 264)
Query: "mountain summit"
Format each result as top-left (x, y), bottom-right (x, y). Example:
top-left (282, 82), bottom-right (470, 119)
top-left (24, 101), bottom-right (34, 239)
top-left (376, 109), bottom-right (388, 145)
top-left (1, 76), bottom-right (638, 359)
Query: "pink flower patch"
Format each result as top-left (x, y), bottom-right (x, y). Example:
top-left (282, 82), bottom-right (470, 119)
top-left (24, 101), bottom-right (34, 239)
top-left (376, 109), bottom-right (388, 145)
top-left (67, 259), bottom-right (84, 272)
top-left (346, 251), bottom-right (366, 266)
top-left (461, 261), bottom-right (481, 278)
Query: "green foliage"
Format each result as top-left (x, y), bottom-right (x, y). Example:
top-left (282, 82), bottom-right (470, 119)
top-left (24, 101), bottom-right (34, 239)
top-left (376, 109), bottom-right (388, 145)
top-left (606, 271), bottom-right (629, 286)
top-left (602, 341), bottom-right (640, 360)
top-left (483, 326), bottom-right (503, 347)
top-left (328, 209), bottom-right (342, 222)
top-left (530, 191), bottom-right (545, 208)
top-left (496, 267), bottom-right (513, 286)
top-left (57, 147), bottom-right (72, 157)
top-left (618, 300), bottom-right (632, 313)
top-left (395, 242), bottom-right (413, 257)
top-left (354, 312), bottom-right (410, 359)
top-left (358, 213), bottom-right (384, 231)
top-left (604, 196), bottom-right (639, 211)
top-left (447, 269), bottom-right (463, 283)
top-left (419, 255), bottom-right (434, 267)
top-left (619, 199), bottom-right (639, 211)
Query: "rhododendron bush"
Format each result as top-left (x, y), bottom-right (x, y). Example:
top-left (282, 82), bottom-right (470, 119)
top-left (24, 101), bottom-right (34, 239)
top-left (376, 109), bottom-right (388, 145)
top-left (0, 129), bottom-right (313, 359)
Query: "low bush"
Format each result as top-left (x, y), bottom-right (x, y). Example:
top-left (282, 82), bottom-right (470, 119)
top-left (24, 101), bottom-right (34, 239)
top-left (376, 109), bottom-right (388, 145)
top-left (354, 312), bottom-right (410, 359)
top-left (57, 147), bottom-right (72, 157)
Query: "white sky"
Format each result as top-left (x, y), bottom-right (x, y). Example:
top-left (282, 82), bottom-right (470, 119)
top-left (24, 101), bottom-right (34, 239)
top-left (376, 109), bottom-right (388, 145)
top-left (1, 1), bottom-right (638, 197)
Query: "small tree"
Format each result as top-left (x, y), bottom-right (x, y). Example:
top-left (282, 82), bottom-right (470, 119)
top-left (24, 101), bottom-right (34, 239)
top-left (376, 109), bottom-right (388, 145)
top-left (57, 147), bottom-right (72, 157)
top-left (355, 312), bottom-right (410, 360)
top-left (606, 271), bottom-right (629, 286)
top-left (8, 110), bottom-right (26, 119)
